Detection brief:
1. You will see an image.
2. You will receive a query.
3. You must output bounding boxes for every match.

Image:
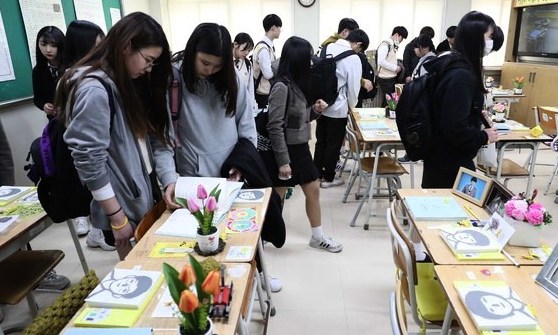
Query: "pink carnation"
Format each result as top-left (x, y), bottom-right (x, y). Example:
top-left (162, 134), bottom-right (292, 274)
top-left (510, 208), bottom-right (526, 221)
top-left (529, 203), bottom-right (544, 211)
top-left (525, 209), bottom-right (544, 226)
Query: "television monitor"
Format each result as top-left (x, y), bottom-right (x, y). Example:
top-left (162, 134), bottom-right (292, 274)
top-left (514, 4), bottom-right (558, 60)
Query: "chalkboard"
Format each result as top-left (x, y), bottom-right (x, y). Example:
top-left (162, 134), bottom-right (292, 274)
top-left (0, 0), bottom-right (121, 105)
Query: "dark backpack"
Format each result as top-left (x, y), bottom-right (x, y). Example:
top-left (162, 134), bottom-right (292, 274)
top-left (168, 64), bottom-right (183, 148)
top-left (25, 75), bottom-right (116, 223)
top-left (308, 47), bottom-right (356, 106)
top-left (395, 71), bottom-right (439, 161)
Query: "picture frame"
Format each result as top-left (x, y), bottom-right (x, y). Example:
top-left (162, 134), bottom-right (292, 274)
top-left (535, 243), bottom-right (558, 300)
top-left (484, 180), bottom-right (515, 217)
top-left (451, 167), bottom-right (492, 207)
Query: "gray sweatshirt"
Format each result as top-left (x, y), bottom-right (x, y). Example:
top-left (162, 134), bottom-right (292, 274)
top-left (64, 68), bottom-right (176, 230)
top-left (172, 75), bottom-right (257, 177)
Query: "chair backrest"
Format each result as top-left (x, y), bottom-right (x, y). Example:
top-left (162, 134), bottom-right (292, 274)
top-left (395, 84), bottom-right (404, 97)
top-left (134, 200), bottom-right (167, 242)
top-left (535, 106), bottom-right (558, 137)
top-left (386, 204), bottom-right (419, 325)
top-left (345, 124), bottom-right (363, 158)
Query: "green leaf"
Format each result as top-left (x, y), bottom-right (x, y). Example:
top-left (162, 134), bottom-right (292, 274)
top-left (209, 184), bottom-right (221, 202)
top-left (162, 262), bottom-right (186, 306)
top-left (175, 197), bottom-right (188, 208)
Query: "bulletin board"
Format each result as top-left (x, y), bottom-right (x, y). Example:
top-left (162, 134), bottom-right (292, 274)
top-left (0, 0), bottom-right (121, 106)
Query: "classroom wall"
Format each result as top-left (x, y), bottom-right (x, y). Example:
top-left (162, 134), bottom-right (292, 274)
top-left (0, 0), bottom-right (480, 186)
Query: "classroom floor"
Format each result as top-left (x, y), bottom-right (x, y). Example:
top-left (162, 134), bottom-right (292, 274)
top-left (3, 146), bottom-right (558, 335)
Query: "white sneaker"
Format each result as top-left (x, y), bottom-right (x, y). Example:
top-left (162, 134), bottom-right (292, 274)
top-left (260, 272), bottom-right (282, 293)
top-left (309, 235), bottom-right (343, 253)
top-left (86, 227), bottom-right (116, 251)
top-left (320, 178), bottom-right (344, 189)
top-left (73, 217), bottom-right (89, 236)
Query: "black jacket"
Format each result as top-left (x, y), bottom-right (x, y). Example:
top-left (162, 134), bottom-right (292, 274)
top-left (403, 37), bottom-right (420, 78)
top-left (32, 64), bottom-right (59, 112)
top-left (421, 53), bottom-right (488, 188)
top-left (221, 138), bottom-right (286, 248)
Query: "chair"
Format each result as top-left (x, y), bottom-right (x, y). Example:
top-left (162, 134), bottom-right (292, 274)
top-left (0, 250), bottom-right (65, 333)
top-left (534, 106), bottom-right (558, 194)
top-left (345, 124), bottom-right (407, 229)
top-left (390, 276), bottom-right (409, 335)
top-left (386, 203), bottom-right (451, 333)
top-left (134, 199), bottom-right (167, 242)
top-left (395, 84), bottom-right (404, 97)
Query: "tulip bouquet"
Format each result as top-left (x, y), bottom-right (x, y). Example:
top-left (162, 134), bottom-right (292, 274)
top-left (177, 184), bottom-right (221, 235)
top-left (513, 76), bottom-right (525, 89)
top-left (385, 92), bottom-right (399, 111)
top-left (504, 190), bottom-right (552, 227)
top-left (163, 254), bottom-right (221, 335)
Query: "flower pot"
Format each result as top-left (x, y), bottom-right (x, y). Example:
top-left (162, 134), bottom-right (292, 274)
top-left (196, 226), bottom-right (219, 253)
top-left (513, 88), bottom-right (523, 95)
top-left (384, 106), bottom-right (390, 118)
top-left (389, 109), bottom-right (396, 119)
top-left (179, 317), bottom-right (214, 335)
top-left (494, 111), bottom-right (505, 122)
top-left (505, 215), bottom-right (542, 247)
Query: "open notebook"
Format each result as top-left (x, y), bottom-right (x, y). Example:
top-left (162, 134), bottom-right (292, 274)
top-left (175, 177), bottom-right (243, 224)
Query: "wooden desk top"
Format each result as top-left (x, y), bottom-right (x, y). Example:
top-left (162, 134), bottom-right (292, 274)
top-left (126, 188), bottom-right (272, 263)
top-left (435, 265), bottom-right (557, 335)
top-left (351, 108), bottom-right (401, 143)
top-left (64, 260), bottom-right (251, 335)
top-left (397, 189), bottom-right (544, 266)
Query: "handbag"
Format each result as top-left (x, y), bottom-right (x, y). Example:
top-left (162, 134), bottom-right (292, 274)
top-left (477, 142), bottom-right (498, 168)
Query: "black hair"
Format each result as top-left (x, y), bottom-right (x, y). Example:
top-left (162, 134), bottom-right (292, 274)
top-left (392, 26), bottom-right (408, 39)
top-left (35, 26), bottom-right (65, 68)
top-left (453, 11), bottom-right (496, 91)
top-left (56, 12), bottom-right (172, 143)
top-left (263, 14), bottom-right (282, 32)
top-left (65, 20), bottom-right (105, 67)
top-left (446, 25), bottom-right (457, 38)
top-left (182, 23), bottom-right (237, 117)
top-left (233, 32), bottom-right (254, 51)
top-left (346, 29), bottom-right (369, 51)
top-left (416, 34), bottom-right (435, 51)
top-left (471, 177), bottom-right (477, 182)
top-left (337, 18), bottom-right (359, 34)
top-left (419, 26), bottom-right (435, 39)
top-left (493, 25), bottom-right (505, 52)
top-left (277, 36), bottom-right (313, 101)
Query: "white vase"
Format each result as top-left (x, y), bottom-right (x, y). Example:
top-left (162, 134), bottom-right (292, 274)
top-left (196, 226), bottom-right (219, 253)
top-left (513, 88), bottom-right (523, 95)
top-left (505, 215), bottom-right (542, 247)
top-left (179, 317), bottom-right (214, 335)
top-left (494, 111), bottom-right (505, 122)
top-left (389, 109), bottom-right (396, 119)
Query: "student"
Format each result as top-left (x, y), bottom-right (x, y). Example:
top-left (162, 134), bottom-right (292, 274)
top-left (64, 19), bottom-right (115, 250)
top-left (436, 26), bottom-right (457, 53)
top-left (461, 177), bottom-right (478, 197)
top-left (0, 117), bottom-right (14, 187)
top-left (232, 33), bottom-right (256, 113)
top-left (403, 26), bottom-right (435, 83)
top-left (420, 11), bottom-right (499, 188)
top-left (164, 23), bottom-right (256, 180)
top-left (377, 26), bottom-right (408, 107)
top-left (262, 36), bottom-right (342, 253)
top-left (253, 14), bottom-right (282, 108)
top-left (410, 34), bottom-right (436, 80)
top-left (57, 12), bottom-right (176, 260)
top-left (32, 26), bottom-right (65, 118)
top-left (345, 29), bottom-right (376, 107)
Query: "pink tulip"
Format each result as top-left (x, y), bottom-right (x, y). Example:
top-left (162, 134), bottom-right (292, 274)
top-left (187, 198), bottom-right (200, 214)
top-left (205, 196), bottom-right (218, 212)
top-left (385, 94), bottom-right (392, 101)
top-left (197, 185), bottom-right (208, 199)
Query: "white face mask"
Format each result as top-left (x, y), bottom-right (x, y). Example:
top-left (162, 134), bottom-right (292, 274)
top-left (484, 39), bottom-right (494, 56)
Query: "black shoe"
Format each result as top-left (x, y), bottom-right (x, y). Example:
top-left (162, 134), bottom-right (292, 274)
top-left (397, 154), bottom-right (411, 163)
top-left (555, 189), bottom-right (558, 195)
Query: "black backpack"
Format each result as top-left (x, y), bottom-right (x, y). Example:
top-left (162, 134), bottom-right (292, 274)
top-left (308, 47), bottom-right (356, 106)
top-left (25, 75), bottom-right (116, 223)
top-left (395, 71), bottom-right (439, 161)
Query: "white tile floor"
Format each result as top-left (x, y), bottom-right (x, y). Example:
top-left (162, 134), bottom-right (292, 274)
top-left (2, 146), bottom-right (558, 335)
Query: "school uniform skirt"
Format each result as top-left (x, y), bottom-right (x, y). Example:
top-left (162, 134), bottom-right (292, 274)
top-left (260, 143), bottom-right (320, 187)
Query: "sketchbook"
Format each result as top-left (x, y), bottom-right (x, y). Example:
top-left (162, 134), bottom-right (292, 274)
top-left (454, 281), bottom-right (538, 331)
top-left (154, 208), bottom-right (198, 238)
top-left (439, 227), bottom-right (500, 254)
top-left (84, 269), bottom-right (163, 309)
top-left (359, 120), bottom-right (390, 130)
top-left (404, 196), bottom-right (468, 221)
top-left (0, 215), bottom-right (19, 234)
top-left (73, 307), bottom-right (143, 328)
top-left (62, 327), bottom-right (153, 334)
top-left (0, 186), bottom-right (35, 206)
top-left (175, 177), bottom-right (243, 224)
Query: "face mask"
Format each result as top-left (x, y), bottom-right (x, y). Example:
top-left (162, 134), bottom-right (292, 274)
top-left (484, 39), bottom-right (493, 56)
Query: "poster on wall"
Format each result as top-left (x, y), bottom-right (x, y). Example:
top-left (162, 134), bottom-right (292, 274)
top-left (110, 8), bottom-right (121, 25)
top-left (74, 0), bottom-right (108, 33)
top-left (515, 0), bottom-right (558, 7)
top-left (0, 10), bottom-right (16, 82)
top-left (18, 0), bottom-right (66, 68)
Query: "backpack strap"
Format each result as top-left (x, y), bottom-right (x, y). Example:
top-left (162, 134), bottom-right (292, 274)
top-left (333, 50), bottom-right (356, 62)
top-left (169, 65), bottom-right (182, 147)
top-left (376, 40), bottom-right (392, 72)
top-left (254, 41), bottom-right (273, 90)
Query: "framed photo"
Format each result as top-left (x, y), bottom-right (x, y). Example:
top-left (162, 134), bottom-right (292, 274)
top-left (451, 167), bottom-right (492, 207)
top-left (535, 244), bottom-right (558, 300)
top-left (484, 180), bottom-right (514, 217)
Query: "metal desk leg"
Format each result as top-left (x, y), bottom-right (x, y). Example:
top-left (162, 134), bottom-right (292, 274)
top-left (66, 219), bottom-right (89, 274)
top-left (526, 143), bottom-right (539, 197)
top-left (441, 304), bottom-right (453, 335)
top-left (257, 238), bottom-right (276, 317)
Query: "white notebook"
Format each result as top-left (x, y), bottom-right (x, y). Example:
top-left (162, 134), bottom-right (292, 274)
top-left (155, 208), bottom-right (198, 238)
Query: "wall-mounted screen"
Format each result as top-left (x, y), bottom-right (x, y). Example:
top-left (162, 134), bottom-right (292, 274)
top-left (514, 4), bottom-right (558, 60)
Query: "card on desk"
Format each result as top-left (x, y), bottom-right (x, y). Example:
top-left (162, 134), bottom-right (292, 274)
top-left (0, 186), bottom-right (35, 206)
top-left (62, 327), bottom-right (152, 334)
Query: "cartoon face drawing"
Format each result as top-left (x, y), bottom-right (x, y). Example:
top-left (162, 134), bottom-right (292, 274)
top-left (109, 276), bottom-right (141, 296)
top-left (480, 294), bottom-right (513, 317)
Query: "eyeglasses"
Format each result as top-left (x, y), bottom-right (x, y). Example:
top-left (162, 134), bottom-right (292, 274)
top-left (138, 49), bottom-right (158, 68)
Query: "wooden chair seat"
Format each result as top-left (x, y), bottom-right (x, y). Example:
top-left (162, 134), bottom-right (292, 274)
top-left (134, 200), bottom-right (167, 242)
top-left (478, 158), bottom-right (529, 176)
top-left (361, 156), bottom-right (408, 175)
top-left (0, 250), bottom-right (64, 305)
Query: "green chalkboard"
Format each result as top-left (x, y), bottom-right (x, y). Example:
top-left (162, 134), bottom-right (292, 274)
top-left (0, 0), bottom-right (121, 105)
